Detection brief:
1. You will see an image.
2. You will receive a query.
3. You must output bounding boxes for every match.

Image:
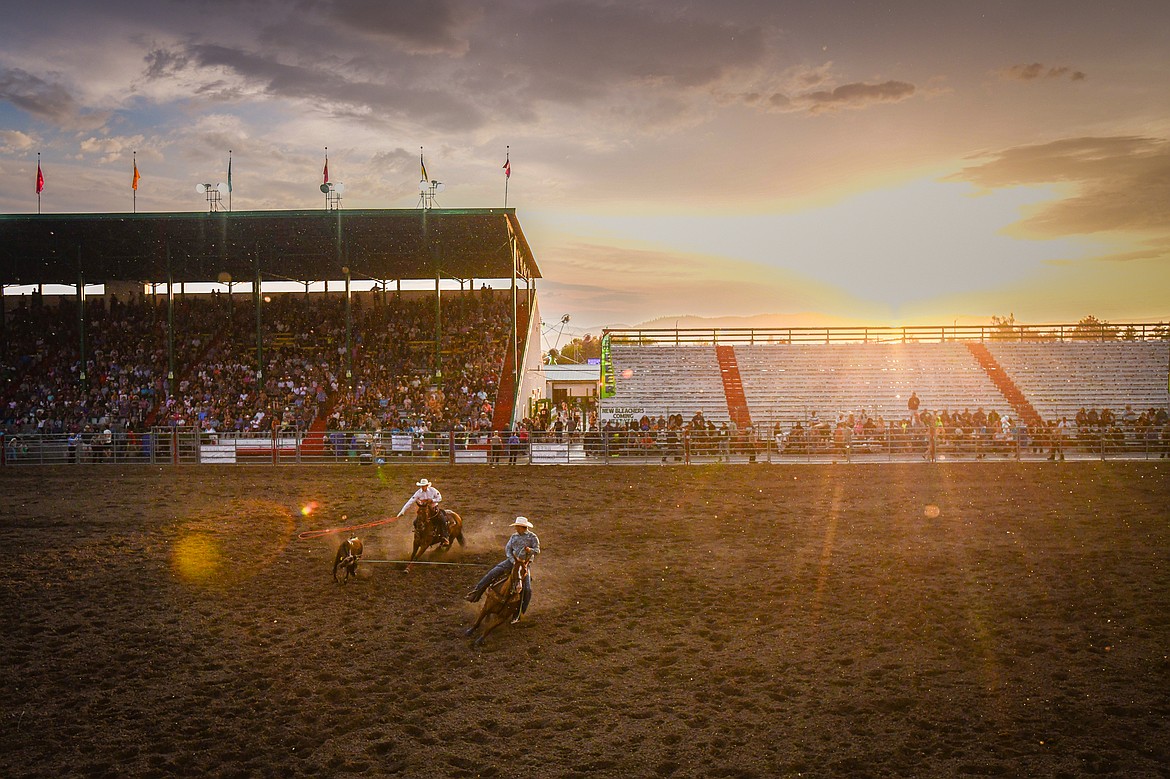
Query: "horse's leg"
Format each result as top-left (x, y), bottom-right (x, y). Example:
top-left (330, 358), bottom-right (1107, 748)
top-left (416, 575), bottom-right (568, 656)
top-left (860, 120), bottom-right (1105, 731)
top-left (465, 603), bottom-right (491, 637)
top-left (477, 612), bottom-right (508, 645)
top-left (405, 541), bottom-right (422, 572)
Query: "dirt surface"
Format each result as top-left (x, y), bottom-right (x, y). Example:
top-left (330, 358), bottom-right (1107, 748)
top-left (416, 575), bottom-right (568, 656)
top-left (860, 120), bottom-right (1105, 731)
top-left (2, 462), bottom-right (1169, 778)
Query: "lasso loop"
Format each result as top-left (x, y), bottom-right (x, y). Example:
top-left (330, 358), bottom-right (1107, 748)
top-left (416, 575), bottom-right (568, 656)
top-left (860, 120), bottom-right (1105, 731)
top-left (297, 515), bottom-right (399, 540)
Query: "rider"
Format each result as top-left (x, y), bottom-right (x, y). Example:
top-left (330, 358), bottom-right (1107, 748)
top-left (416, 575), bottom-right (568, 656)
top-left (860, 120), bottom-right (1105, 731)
top-left (396, 477), bottom-right (448, 544)
top-left (464, 517), bottom-right (540, 623)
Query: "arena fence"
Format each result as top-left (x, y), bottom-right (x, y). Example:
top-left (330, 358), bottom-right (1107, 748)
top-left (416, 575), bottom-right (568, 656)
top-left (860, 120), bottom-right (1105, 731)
top-left (3, 426), bottom-right (1168, 466)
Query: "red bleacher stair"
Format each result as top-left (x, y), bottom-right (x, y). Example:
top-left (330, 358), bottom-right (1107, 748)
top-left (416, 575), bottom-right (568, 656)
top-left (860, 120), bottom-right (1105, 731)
top-left (965, 342), bottom-right (1044, 428)
top-left (715, 345), bottom-right (753, 430)
top-left (491, 303), bottom-right (530, 431)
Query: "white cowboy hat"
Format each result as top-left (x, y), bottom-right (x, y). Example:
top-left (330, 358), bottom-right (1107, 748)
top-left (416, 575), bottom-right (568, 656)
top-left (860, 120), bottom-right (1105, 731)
top-left (512, 517), bottom-right (533, 528)
top-left (416, 478), bottom-right (431, 487)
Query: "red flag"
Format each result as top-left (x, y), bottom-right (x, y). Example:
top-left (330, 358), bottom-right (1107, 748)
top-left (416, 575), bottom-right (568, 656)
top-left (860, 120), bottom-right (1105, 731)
top-left (323, 160), bottom-right (329, 184)
top-left (36, 163), bottom-right (44, 194)
top-left (503, 157), bottom-right (511, 179)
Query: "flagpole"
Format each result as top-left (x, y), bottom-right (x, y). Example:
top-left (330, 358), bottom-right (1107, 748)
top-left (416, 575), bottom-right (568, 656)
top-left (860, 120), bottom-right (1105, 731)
top-left (37, 152), bottom-right (41, 214)
top-left (504, 145), bottom-right (510, 209)
top-left (228, 150), bottom-right (233, 212)
top-left (132, 151), bottom-right (137, 213)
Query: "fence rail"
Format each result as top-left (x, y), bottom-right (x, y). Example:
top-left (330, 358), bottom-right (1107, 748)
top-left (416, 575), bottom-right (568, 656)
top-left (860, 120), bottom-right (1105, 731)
top-left (603, 322), bottom-right (1170, 346)
top-left (3, 426), bottom-right (1167, 466)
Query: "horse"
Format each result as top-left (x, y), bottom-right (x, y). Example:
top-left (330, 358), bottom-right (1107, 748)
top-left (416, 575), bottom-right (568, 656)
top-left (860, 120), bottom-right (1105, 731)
top-left (409, 503), bottom-right (465, 562)
top-left (332, 536), bottom-right (363, 584)
top-left (464, 554), bottom-right (532, 647)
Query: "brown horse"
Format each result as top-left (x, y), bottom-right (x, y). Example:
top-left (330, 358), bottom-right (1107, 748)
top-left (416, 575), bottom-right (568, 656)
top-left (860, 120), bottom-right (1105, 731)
top-left (464, 555), bottom-right (531, 647)
top-left (409, 504), bottom-right (465, 562)
top-left (332, 536), bottom-right (363, 584)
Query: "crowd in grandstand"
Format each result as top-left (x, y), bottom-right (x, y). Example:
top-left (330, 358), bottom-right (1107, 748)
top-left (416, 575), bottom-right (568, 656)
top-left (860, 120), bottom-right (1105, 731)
top-left (2, 289), bottom-right (516, 449)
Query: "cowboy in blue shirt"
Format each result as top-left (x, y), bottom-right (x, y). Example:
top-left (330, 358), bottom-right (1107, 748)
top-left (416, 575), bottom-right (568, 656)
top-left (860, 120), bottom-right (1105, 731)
top-left (465, 517), bottom-right (540, 623)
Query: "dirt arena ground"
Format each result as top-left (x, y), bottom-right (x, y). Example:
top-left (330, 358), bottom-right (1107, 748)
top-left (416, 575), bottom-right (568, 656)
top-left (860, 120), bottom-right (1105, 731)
top-left (1, 462), bottom-right (1168, 778)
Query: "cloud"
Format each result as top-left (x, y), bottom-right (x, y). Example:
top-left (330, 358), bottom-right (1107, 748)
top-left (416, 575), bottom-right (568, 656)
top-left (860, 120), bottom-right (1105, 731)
top-left (370, 148), bottom-right (417, 174)
top-left (143, 48), bottom-right (191, 81)
top-left (0, 129), bottom-right (37, 154)
top-left (952, 136), bottom-right (1170, 238)
top-left (801, 80), bottom-right (916, 114)
top-left (330, 0), bottom-right (476, 54)
top-left (998, 63), bottom-right (1087, 81)
top-left (78, 134), bottom-right (146, 164)
top-left (729, 66), bottom-right (917, 116)
top-left (0, 67), bottom-right (110, 130)
top-left (144, 42), bottom-right (485, 131)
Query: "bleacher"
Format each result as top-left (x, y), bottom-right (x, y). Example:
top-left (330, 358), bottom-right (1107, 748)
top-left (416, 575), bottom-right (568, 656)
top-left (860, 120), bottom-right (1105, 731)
top-left (985, 341), bottom-right (1170, 422)
top-left (609, 345), bottom-right (729, 422)
top-left (601, 330), bottom-right (1169, 432)
top-left (735, 342), bottom-right (1006, 423)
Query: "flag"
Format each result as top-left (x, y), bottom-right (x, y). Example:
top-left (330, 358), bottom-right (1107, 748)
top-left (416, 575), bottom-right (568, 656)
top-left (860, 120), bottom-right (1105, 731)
top-left (36, 163), bottom-right (44, 194)
top-left (226, 158), bottom-right (232, 193)
top-left (420, 153), bottom-right (428, 182)
top-left (323, 159), bottom-right (329, 185)
top-left (503, 156), bottom-right (511, 179)
top-left (132, 161), bottom-right (140, 191)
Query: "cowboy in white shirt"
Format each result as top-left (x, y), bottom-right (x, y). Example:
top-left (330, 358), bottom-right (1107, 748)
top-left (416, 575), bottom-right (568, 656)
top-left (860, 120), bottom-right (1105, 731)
top-left (397, 478), bottom-right (448, 542)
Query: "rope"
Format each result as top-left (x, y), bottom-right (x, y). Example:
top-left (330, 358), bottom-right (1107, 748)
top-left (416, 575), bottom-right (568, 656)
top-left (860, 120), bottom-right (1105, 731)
top-left (297, 515), bottom-right (400, 540)
top-left (359, 559), bottom-right (481, 566)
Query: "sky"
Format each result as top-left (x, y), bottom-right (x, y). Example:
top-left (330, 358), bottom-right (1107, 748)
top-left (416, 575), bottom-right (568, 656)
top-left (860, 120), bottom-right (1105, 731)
top-left (2, 0), bottom-right (1168, 335)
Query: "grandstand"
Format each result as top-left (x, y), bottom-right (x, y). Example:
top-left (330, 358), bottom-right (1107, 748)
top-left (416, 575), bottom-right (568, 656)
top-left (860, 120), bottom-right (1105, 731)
top-left (1, 209), bottom-right (546, 461)
top-left (599, 325), bottom-right (1170, 459)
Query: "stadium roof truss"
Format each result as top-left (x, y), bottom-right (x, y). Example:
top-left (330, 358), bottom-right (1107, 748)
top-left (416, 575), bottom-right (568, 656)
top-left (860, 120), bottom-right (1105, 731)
top-left (0, 208), bottom-right (540, 286)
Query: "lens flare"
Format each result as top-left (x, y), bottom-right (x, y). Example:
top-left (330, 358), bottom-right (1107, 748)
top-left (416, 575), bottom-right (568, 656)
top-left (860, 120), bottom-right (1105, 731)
top-left (923, 504), bottom-right (941, 518)
top-left (172, 533), bottom-right (222, 583)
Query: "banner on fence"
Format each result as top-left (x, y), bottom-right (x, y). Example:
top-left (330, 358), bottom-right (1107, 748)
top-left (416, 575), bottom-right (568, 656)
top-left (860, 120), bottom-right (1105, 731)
top-left (599, 406), bottom-right (646, 422)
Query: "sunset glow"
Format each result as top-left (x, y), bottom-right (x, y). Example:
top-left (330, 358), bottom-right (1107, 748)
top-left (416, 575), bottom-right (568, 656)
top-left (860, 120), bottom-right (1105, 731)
top-left (2, 2), bottom-right (1167, 332)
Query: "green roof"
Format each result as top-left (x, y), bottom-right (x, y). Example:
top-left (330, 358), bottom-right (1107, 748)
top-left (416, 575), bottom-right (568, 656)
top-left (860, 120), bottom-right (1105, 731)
top-left (0, 208), bottom-right (539, 284)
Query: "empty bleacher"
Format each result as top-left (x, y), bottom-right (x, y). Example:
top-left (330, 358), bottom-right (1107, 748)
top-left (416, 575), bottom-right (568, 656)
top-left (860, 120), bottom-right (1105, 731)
top-left (605, 342), bottom-right (1013, 426)
top-left (985, 341), bottom-right (1170, 422)
top-left (735, 342), bottom-right (1007, 424)
top-left (609, 345), bottom-right (729, 422)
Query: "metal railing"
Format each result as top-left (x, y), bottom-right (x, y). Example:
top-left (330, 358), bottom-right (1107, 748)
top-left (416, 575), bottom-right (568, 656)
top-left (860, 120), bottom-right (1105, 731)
top-left (3, 425), bottom-right (1168, 466)
top-left (603, 322), bottom-right (1170, 346)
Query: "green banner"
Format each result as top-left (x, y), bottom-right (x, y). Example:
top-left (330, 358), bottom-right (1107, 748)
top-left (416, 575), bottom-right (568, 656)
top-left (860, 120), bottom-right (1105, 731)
top-left (599, 333), bottom-right (616, 399)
